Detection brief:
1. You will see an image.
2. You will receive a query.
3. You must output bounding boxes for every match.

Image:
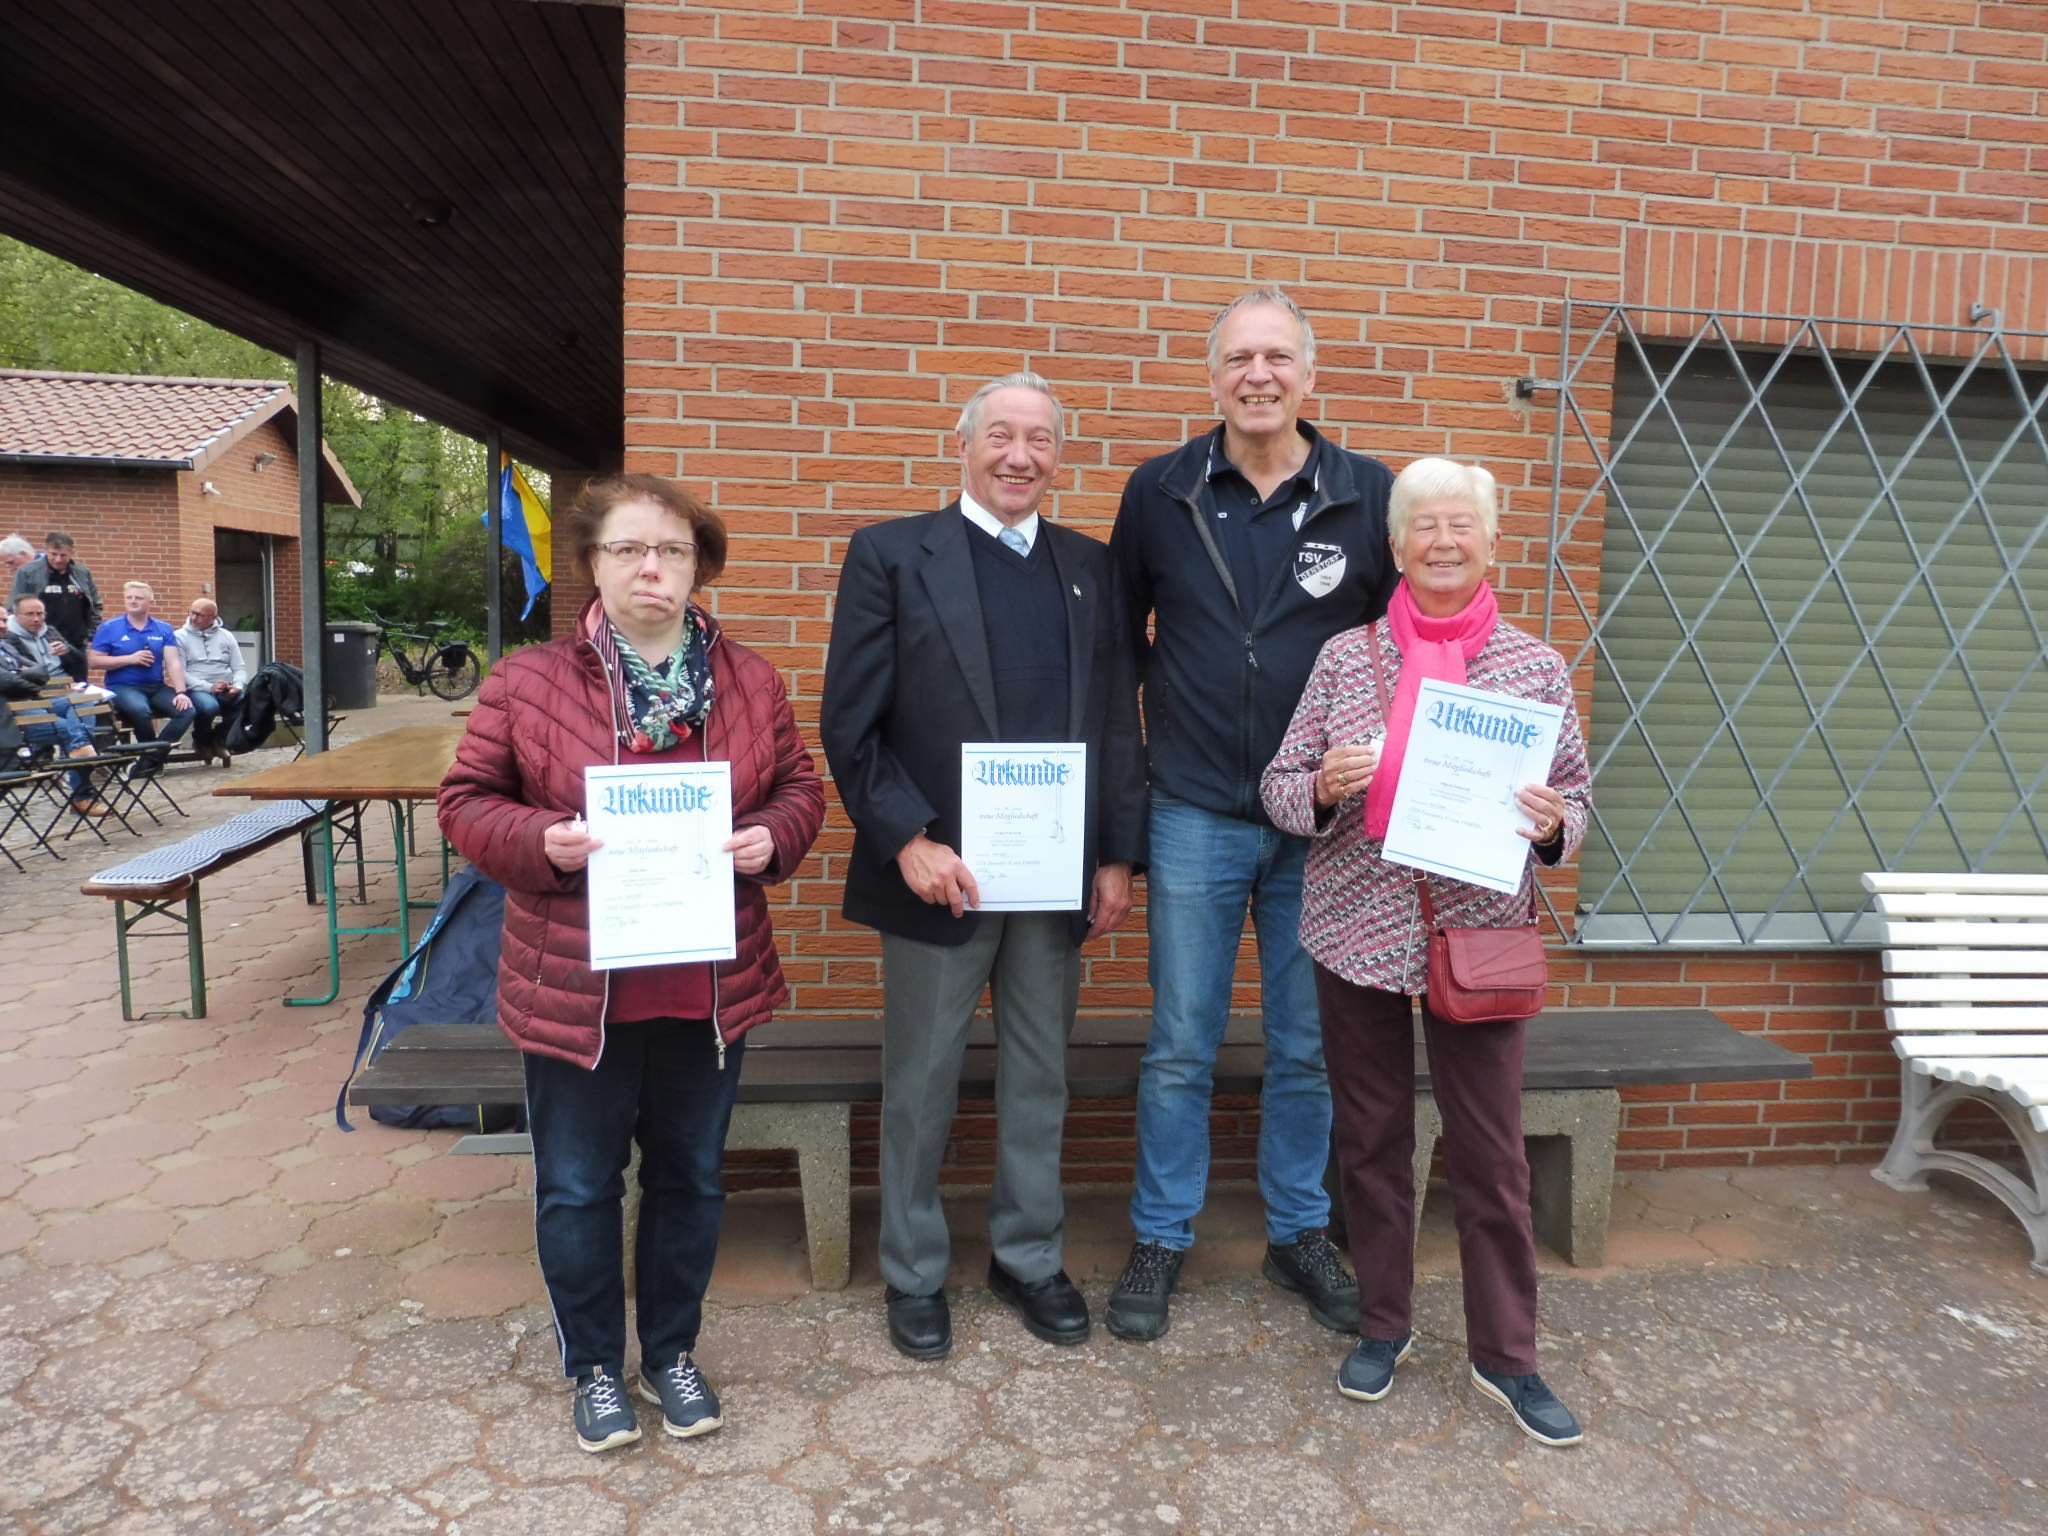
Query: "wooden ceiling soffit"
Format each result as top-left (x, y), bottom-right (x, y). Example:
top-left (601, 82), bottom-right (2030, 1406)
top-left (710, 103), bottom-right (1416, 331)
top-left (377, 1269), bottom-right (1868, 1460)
top-left (0, 0), bottom-right (624, 474)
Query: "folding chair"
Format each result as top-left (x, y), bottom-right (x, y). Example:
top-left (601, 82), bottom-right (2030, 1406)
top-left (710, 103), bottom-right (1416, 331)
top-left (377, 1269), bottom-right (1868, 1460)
top-left (90, 740), bottom-right (188, 833)
top-left (0, 760), bottom-right (72, 869)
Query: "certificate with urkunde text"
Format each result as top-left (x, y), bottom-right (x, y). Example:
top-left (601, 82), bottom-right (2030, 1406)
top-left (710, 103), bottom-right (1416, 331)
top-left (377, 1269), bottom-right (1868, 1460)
top-left (1380, 679), bottom-right (1566, 896)
top-left (958, 743), bottom-right (1087, 911)
top-left (584, 763), bottom-right (736, 969)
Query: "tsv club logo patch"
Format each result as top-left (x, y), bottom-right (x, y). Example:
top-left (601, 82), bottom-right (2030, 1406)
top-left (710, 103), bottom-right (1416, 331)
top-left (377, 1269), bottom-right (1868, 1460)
top-left (1295, 542), bottom-right (1346, 598)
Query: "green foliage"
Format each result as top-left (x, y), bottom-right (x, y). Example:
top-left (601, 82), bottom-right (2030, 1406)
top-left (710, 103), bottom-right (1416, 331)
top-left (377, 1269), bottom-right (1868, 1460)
top-left (0, 235), bottom-right (285, 380)
top-left (0, 235), bottom-right (551, 643)
top-left (328, 517), bottom-right (550, 647)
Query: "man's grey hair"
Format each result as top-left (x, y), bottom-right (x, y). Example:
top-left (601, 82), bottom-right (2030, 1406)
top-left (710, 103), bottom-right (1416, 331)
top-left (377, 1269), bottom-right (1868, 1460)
top-left (0, 535), bottom-right (32, 562)
top-left (44, 531), bottom-right (74, 550)
top-left (1388, 457), bottom-right (1500, 545)
top-left (1206, 286), bottom-right (1317, 373)
top-left (955, 371), bottom-right (1065, 451)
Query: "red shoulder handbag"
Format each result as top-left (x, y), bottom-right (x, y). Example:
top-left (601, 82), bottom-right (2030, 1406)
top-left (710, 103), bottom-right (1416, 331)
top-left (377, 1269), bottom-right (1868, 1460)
top-left (1364, 622), bottom-right (1549, 1025)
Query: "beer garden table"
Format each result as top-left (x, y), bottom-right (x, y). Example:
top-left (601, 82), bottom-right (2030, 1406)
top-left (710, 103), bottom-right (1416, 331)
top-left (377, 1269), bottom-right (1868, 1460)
top-left (215, 724), bottom-right (466, 1006)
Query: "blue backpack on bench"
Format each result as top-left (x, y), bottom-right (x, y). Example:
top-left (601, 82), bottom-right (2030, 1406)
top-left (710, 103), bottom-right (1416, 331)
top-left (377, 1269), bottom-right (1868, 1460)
top-left (337, 863), bottom-right (525, 1132)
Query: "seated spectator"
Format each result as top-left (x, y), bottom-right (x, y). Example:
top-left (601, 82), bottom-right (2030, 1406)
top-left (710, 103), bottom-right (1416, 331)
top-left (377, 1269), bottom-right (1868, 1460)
top-left (0, 608), bottom-right (106, 816)
top-left (89, 582), bottom-right (195, 769)
top-left (175, 598), bottom-right (247, 768)
top-left (7, 595), bottom-right (80, 683)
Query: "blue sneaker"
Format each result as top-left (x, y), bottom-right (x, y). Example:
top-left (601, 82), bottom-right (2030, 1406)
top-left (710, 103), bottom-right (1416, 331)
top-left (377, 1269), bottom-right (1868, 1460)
top-left (573, 1367), bottom-right (641, 1453)
top-left (638, 1352), bottom-right (723, 1439)
top-left (1337, 1331), bottom-right (1414, 1402)
top-left (1469, 1363), bottom-right (1583, 1446)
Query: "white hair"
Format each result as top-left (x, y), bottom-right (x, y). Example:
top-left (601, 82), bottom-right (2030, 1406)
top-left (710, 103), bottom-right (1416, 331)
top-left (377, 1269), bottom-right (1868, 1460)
top-left (955, 371), bottom-right (1065, 451)
top-left (0, 535), bottom-right (32, 562)
top-left (1388, 457), bottom-right (1500, 544)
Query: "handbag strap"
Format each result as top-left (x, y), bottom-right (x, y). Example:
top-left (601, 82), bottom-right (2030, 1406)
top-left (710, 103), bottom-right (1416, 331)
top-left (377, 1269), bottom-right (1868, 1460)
top-left (1412, 869), bottom-right (1437, 929)
top-left (1368, 620), bottom-right (1439, 930)
top-left (1364, 619), bottom-right (1392, 722)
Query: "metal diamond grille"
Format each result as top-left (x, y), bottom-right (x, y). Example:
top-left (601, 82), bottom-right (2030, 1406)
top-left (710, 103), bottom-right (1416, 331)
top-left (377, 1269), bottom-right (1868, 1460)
top-left (1542, 306), bottom-right (2048, 947)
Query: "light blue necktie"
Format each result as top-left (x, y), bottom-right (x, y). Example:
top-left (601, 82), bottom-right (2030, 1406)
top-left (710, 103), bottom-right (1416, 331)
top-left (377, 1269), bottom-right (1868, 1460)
top-left (999, 526), bottom-right (1029, 556)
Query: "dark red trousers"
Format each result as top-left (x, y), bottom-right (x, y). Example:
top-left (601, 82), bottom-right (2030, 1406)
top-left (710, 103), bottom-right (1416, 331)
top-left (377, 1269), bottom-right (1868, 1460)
top-left (1314, 963), bottom-right (1539, 1375)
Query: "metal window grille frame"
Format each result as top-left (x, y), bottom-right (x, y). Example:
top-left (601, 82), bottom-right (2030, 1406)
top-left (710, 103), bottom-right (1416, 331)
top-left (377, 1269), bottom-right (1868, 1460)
top-left (1534, 301), bottom-right (2048, 948)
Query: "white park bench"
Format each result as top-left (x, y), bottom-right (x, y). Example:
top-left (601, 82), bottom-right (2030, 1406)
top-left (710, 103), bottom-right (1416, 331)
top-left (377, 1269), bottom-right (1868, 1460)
top-left (1862, 872), bottom-right (2048, 1274)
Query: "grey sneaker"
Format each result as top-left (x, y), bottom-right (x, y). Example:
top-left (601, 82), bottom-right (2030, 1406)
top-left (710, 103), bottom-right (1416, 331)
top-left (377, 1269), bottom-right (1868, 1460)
top-left (1263, 1228), bottom-right (1360, 1332)
top-left (1337, 1331), bottom-right (1414, 1402)
top-left (573, 1367), bottom-right (642, 1452)
top-left (1105, 1241), bottom-right (1183, 1341)
top-left (1470, 1363), bottom-right (1583, 1447)
top-left (637, 1352), bottom-right (723, 1438)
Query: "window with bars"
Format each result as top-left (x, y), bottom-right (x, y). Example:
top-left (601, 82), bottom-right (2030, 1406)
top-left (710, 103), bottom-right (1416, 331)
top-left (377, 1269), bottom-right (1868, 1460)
top-left (1559, 318), bottom-right (2048, 947)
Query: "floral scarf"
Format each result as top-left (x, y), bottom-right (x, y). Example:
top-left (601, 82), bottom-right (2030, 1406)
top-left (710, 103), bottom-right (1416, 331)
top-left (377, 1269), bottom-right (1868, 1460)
top-left (603, 609), bottom-right (715, 753)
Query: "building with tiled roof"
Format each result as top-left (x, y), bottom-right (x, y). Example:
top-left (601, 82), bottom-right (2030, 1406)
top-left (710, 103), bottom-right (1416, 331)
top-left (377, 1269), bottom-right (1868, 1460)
top-left (0, 369), bottom-right (358, 667)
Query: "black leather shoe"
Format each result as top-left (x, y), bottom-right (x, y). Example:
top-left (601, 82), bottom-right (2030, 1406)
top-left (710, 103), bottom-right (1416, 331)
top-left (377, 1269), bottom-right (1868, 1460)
top-left (884, 1285), bottom-right (950, 1361)
top-left (987, 1259), bottom-right (1090, 1345)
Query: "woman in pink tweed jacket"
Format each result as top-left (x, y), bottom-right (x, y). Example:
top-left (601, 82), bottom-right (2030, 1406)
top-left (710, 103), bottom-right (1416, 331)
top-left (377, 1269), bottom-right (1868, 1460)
top-left (1261, 456), bottom-right (1591, 1449)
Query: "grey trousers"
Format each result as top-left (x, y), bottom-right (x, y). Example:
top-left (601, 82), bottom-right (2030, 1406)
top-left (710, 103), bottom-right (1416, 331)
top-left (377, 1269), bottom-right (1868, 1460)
top-left (878, 912), bottom-right (1080, 1296)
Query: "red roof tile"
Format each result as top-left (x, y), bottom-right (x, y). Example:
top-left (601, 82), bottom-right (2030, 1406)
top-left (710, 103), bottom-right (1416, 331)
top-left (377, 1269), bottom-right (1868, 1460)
top-left (0, 368), bottom-right (289, 465)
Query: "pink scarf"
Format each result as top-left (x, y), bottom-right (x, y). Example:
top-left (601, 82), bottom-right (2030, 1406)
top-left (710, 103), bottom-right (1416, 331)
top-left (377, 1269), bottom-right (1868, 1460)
top-left (1362, 579), bottom-right (1499, 840)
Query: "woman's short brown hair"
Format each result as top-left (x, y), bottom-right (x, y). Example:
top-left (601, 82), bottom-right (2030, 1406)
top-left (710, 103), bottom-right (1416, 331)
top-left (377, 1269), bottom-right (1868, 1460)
top-left (562, 473), bottom-right (728, 589)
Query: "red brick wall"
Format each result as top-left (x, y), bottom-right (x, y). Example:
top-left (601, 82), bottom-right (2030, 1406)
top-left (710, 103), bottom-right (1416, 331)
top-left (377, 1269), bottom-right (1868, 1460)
top-left (620, 0), bottom-right (2048, 1177)
top-left (0, 467), bottom-right (182, 631)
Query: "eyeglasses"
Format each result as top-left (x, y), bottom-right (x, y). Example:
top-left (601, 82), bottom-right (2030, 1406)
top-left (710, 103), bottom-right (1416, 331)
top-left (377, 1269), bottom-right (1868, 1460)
top-left (594, 541), bottom-right (696, 568)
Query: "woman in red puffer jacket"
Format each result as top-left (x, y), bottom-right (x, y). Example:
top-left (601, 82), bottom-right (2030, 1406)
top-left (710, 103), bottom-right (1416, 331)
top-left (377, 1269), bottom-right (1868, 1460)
top-left (439, 473), bottom-right (823, 1455)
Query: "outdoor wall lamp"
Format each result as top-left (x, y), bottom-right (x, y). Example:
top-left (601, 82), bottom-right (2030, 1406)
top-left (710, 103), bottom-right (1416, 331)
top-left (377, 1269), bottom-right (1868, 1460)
top-left (253, 452), bottom-right (277, 470)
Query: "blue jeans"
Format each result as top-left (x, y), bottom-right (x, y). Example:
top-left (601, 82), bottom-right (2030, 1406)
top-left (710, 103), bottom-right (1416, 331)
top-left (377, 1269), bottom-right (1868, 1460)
top-left (523, 1021), bottom-right (744, 1378)
top-left (25, 702), bottom-right (95, 800)
top-left (1131, 792), bottom-right (1331, 1248)
top-left (109, 682), bottom-right (195, 745)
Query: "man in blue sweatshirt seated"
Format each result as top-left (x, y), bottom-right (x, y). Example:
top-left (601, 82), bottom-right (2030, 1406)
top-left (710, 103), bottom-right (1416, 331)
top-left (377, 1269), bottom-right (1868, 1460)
top-left (89, 581), bottom-right (195, 771)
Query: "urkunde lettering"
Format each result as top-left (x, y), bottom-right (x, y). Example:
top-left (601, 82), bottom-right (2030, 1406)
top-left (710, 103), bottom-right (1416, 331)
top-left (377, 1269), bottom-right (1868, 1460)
top-left (971, 757), bottom-right (1074, 787)
top-left (600, 780), bottom-right (715, 815)
top-left (1424, 699), bottom-right (1542, 748)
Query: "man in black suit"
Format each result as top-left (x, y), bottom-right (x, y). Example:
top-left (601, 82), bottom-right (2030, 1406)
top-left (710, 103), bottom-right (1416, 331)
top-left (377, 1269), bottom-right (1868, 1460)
top-left (821, 371), bottom-right (1146, 1360)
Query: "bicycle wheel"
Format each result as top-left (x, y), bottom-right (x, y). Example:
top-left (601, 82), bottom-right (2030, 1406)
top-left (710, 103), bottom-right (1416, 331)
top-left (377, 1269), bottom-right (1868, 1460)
top-left (424, 644), bottom-right (481, 700)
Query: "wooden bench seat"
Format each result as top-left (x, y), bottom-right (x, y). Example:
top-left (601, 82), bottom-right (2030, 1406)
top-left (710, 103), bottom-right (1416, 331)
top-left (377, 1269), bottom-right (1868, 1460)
top-left (1863, 871), bottom-right (2048, 1274)
top-left (80, 800), bottom-right (328, 1019)
top-left (348, 1006), bottom-right (1811, 1289)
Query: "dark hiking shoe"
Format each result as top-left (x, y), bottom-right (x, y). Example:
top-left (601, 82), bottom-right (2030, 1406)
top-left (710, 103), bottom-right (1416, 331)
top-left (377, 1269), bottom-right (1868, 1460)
top-left (573, 1367), bottom-right (641, 1452)
top-left (1337, 1331), bottom-right (1414, 1402)
top-left (637, 1352), bottom-right (723, 1438)
top-left (1263, 1228), bottom-right (1360, 1332)
top-left (1106, 1240), bottom-right (1183, 1341)
top-left (1470, 1363), bottom-right (1583, 1447)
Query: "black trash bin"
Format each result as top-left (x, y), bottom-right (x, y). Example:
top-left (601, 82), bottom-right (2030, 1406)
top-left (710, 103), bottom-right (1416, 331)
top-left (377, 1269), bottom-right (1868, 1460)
top-left (323, 621), bottom-right (381, 710)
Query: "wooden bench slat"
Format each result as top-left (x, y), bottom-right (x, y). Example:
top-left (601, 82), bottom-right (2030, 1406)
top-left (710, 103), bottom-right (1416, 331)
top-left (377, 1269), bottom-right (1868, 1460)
top-left (1864, 873), bottom-right (2048, 897)
top-left (1881, 921), bottom-right (2048, 947)
top-left (1885, 977), bottom-right (2048, 1004)
top-left (1883, 948), bottom-right (2048, 975)
top-left (1881, 1005), bottom-right (2048, 1032)
top-left (1873, 893), bottom-right (2048, 919)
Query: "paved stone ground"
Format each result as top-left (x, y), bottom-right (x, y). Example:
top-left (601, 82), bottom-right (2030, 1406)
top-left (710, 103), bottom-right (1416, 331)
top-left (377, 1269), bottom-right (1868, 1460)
top-left (4, 696), bottom-right (2048, 1534)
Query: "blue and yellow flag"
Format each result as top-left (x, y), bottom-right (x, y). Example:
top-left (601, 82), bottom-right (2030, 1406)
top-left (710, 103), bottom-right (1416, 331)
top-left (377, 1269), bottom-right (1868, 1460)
top-left (492, 457), bottom-right (552, 619)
